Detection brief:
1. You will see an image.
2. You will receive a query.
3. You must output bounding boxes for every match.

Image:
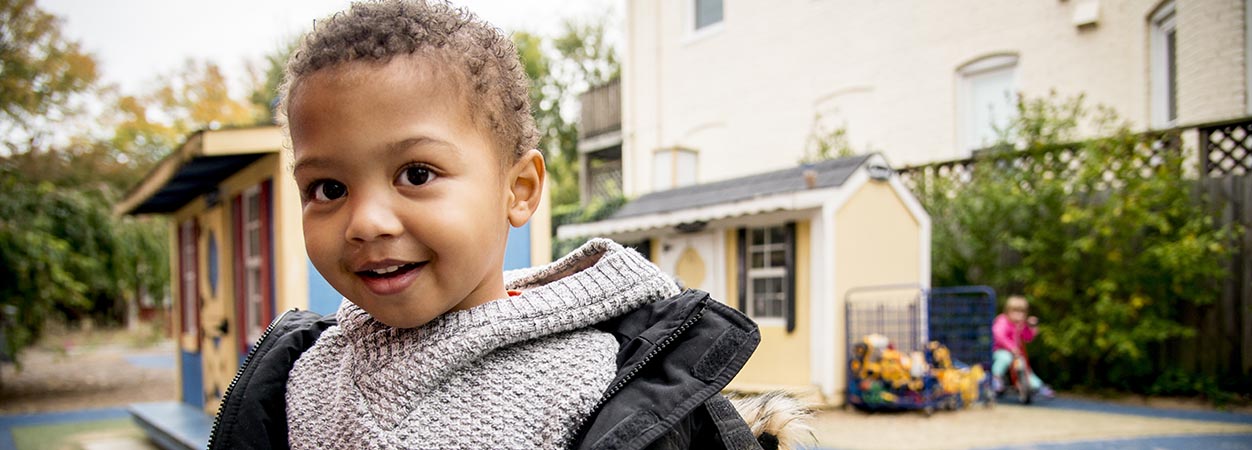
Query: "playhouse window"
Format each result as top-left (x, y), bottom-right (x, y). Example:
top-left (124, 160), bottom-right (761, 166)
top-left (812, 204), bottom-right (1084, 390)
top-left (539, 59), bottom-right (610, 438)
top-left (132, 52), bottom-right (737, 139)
top-left (235, 181), bottom-right (273, 351)
top-left (738, 223), bottom-right (795, 331)
top-left (178, 220), bottom-right (199, 341)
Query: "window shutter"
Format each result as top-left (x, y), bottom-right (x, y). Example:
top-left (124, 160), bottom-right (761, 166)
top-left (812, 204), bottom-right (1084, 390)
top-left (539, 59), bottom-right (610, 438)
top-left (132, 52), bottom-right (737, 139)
top-left (785, 221), bottom-right (796, 333)
top-left (736, 228), bottom-right (747, 313)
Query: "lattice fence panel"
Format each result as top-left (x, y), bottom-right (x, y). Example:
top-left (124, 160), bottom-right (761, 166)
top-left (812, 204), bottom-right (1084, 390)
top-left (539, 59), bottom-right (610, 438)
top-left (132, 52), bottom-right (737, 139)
top-left (1202, 121), bottom-right (1252, 176)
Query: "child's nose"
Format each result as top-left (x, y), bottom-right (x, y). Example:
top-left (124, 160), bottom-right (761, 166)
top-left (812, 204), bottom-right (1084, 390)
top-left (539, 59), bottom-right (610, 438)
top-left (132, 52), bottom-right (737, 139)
top-left (345, 194), bottom-right (404, 242)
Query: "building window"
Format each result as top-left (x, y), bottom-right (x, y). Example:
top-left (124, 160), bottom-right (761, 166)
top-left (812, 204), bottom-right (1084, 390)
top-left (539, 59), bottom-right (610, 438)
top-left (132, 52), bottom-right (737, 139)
top-left (652, 147), bottom-right (698, 191)
top-left (234, 181), bottom-right (273, 351)
top-left (958, 54), bottom-right (1019, 153)
top-left (179, 220), bottom-right (199, 343)
top-left (737, 223), bottom-right (796, 331)
top-left (1151, 2), bottom-right (1177, 128)
top-left (693, 0), bottom-right (723, 31)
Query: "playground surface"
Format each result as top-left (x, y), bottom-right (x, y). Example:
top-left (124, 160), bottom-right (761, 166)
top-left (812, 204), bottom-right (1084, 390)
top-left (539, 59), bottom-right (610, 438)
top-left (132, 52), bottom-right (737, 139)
top-left (2, 336), bottom-right (1250, 450)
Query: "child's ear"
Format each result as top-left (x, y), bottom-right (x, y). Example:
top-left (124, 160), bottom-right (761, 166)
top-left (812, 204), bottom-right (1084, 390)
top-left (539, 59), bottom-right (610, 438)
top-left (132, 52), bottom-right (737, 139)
top-left (506, 149), bottom-right (545, 227)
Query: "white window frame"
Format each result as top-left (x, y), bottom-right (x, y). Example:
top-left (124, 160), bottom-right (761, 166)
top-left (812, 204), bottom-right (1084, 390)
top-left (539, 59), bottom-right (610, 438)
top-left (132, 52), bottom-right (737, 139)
top-left (685, 0), bottom-right (725, 43)
top-left (179, 220), bottom-right (197, 339)
top-left (956, 54), bottom-right (1019, 154)
top-left (1150, 1), bottom-right (1178, 128)
top-left (242, 185), bottom-right (265, 345)
top-left (745, 225), bottom-right (788, 326)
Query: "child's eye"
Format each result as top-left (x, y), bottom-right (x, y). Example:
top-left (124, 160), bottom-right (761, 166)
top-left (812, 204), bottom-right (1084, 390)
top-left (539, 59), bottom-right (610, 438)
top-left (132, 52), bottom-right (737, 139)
top-left (309, 180), bottom-right (347, 202)
top-left (397, 165), bottom-right (436, 187)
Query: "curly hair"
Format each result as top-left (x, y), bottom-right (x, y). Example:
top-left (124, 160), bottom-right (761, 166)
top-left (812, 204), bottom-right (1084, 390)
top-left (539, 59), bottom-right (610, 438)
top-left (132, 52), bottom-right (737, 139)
top-left (277, 0), bottom-right (538, 163)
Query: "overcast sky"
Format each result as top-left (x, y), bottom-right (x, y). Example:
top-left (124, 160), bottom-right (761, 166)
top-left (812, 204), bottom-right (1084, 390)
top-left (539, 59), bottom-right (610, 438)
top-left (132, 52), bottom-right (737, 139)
top-left (39, 0), bottom-right (619, 96)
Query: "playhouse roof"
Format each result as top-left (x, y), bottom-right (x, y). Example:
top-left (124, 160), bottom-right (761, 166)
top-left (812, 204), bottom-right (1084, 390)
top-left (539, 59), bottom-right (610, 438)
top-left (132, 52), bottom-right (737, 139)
top-left (115, 126), bottom-right (283, 216)
top-left (559, 154), bottom-right (879, 239)
top-left (614, 154), bottom-right (870, 218)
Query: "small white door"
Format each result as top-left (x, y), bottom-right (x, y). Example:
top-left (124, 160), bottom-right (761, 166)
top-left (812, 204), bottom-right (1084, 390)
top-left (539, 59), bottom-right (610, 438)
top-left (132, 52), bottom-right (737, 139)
top-left (657, 231), bottom-right (723, 300)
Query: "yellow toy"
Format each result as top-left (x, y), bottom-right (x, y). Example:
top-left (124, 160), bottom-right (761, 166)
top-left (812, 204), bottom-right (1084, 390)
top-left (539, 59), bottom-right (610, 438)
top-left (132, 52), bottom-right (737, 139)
top-left (879, 348), bottom-right (911, 389)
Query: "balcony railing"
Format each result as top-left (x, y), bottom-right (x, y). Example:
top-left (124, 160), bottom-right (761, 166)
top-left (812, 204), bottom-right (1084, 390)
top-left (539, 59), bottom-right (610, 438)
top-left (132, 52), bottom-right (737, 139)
top-left (579, 78), bottom-right (621, 140)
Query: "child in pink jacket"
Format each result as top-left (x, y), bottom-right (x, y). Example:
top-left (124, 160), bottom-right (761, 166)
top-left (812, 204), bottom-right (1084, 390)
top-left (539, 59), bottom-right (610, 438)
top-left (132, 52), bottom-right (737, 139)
top-left (991, 295), bottom-right (1053, 397)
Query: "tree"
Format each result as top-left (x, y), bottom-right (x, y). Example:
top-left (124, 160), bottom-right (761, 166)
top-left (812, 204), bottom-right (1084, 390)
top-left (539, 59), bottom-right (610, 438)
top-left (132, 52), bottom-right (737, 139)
top-left (110, 59), bottom-right (261, 169)
top-left (514, 17), bottom-right (621, 209)
top-left (247, 38), bottom-right (298, 124)
top-left (919, 94), bottom-right (1238, 393)
top-left (0, 0), bottom-right (98, 153)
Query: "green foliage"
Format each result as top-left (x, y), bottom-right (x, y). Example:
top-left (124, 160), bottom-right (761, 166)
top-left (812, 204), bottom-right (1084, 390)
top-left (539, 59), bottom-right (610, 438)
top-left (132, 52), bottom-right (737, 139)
top-left (0, 162), bottom-right (168, 364)
top-left (248, 38), bottom-right (298, 124)
top-left (920, 94), bottom-right (1238, 391)
top-left (0, 0), bottom-right (98, 152)
top-left (513, 16), bottom-right (621, 210)
top-left (800, 113), bottom-right (859, 164)
top-left (0, 2), bottom-right (194, 366)
top-left (109, 59), bottom-right (261, 169)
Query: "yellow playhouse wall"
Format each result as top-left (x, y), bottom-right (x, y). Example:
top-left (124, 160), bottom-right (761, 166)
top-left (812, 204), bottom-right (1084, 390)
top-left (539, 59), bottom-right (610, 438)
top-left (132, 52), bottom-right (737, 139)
top-left (832, 180), bottom-right (922, 396)
top-left (168, 153), bottom-right (309, 415)
top-left (724, 222), bottom-right (813, 391)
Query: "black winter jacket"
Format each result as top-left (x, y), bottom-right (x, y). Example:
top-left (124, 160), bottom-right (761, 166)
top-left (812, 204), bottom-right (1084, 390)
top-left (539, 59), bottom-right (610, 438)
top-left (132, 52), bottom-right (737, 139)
top-left (207, 289), bottom-right (763, 450)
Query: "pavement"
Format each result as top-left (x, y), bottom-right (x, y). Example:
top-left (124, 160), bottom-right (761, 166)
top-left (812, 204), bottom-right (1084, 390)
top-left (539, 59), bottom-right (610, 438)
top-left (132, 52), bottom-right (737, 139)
top-left (809, 395), bottom-right (1252, 450)
top-left (2, 349), bottom-right (1250, 450)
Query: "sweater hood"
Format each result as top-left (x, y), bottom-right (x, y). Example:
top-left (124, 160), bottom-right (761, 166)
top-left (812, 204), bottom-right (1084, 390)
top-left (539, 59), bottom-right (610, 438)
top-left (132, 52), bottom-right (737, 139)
top-left (327, 238), bottom-right (680, 427)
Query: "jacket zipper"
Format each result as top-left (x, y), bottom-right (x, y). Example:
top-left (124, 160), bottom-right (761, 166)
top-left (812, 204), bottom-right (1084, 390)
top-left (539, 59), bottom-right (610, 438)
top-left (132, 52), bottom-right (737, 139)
top-left (579, 297), bottom-right (709, 431)
top-left (206, 308), bottom-right (299, 450)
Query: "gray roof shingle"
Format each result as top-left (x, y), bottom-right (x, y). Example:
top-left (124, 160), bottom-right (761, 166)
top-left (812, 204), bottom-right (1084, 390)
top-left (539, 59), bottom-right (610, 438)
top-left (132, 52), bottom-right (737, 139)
top-left (612, 154), bottom-right (872, 218)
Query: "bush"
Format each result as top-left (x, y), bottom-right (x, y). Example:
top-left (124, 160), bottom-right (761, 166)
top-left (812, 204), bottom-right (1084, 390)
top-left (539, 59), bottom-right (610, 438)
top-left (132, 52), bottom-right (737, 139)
top-left (0, 163), bottom-right (168, 365)
top-left (918, 94), bottom-right (1239, 392)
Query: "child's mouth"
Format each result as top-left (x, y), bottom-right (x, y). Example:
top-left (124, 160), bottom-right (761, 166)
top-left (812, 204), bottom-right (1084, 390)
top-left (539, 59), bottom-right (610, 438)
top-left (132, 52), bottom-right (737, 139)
top-left (356, 262), bottom-right (425, 296)
top-left (357, 262), bottom-right (423, 278)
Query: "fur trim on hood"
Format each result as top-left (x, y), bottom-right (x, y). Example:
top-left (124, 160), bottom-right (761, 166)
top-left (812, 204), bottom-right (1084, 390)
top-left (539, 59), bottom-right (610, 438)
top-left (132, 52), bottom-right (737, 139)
top-left (730, 392), bottom-right (814, 450)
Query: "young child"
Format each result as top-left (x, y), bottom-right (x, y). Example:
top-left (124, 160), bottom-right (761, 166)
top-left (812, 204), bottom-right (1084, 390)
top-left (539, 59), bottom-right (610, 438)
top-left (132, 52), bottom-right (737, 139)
top-left (991, 295), bottom-right (1053, 397)
top-left (206, 1), bottom-right (806, 448)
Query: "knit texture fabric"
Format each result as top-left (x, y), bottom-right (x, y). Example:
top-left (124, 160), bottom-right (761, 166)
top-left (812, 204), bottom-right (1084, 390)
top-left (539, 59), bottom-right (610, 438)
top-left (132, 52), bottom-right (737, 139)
top-left (286, 239), bottom-right (679, 449)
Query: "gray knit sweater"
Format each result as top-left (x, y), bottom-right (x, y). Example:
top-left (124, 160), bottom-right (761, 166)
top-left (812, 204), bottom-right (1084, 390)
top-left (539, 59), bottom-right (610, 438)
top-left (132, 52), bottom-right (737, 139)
top-left (286, 239), bottom-right (680, 449)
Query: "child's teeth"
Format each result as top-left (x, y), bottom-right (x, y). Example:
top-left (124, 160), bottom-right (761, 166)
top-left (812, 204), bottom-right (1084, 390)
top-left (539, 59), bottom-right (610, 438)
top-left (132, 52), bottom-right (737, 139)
top-left (372, 265), bottom-right (402, 275)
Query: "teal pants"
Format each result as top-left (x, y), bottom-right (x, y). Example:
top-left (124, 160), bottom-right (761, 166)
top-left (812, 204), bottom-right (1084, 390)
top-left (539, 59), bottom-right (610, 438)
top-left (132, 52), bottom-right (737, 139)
top-left (992, 349), bottom-right (1043, 390)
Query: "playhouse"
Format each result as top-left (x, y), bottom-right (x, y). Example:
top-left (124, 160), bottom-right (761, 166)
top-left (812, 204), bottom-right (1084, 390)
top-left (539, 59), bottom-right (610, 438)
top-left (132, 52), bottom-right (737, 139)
top-left (558, 154), bottom-right (930, 404)
top-left (116, 125), bottom-right (551, 422)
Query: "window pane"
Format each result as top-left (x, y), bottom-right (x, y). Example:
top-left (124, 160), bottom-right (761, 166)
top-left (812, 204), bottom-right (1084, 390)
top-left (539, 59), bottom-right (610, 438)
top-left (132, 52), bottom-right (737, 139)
top-left (751, 251), bottom-right (764, 269)
top-left (769, 226), bottom-right (785, 244)
top-left (1166, 29), bottom-right (1177, 122)
top-left (249, 269), bottom-right (262, 297)
top-left (248, 230), bottom-right (260, 258)
top-left (753, 278), bottom-right (766, 296)
top-left (675, 150), bottom-right (697, 187)
top-left (695, 0), bottom-right (723, 29)
top-left (770, 249), bottom-right (786, 268)
top-left (652, 151), bottom-right (673, 191)
top-left (967, 65), bottom-right (1016, 150)
top-left (247, 194), bottom-right (261, 221)
top-left (751, 228), bottom-right (765, 246)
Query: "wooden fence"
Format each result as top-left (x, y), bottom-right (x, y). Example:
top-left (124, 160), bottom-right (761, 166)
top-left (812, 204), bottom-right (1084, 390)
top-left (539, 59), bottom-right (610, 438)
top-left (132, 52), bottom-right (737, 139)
top-left (1180, 175), bottom-right (1251, 381)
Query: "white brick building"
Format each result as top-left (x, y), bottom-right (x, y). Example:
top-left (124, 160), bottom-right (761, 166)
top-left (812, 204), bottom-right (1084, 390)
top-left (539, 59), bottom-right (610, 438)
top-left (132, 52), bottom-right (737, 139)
top-left (607, 0), bottom-right (1250, 198)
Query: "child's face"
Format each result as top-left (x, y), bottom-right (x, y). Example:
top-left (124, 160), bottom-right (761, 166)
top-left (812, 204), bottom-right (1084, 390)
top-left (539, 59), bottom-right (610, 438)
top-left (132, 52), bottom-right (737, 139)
top-left (289, 54), bottom-right (529, 328)
top-left (1008, 307), bottom-right (1027, 324)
